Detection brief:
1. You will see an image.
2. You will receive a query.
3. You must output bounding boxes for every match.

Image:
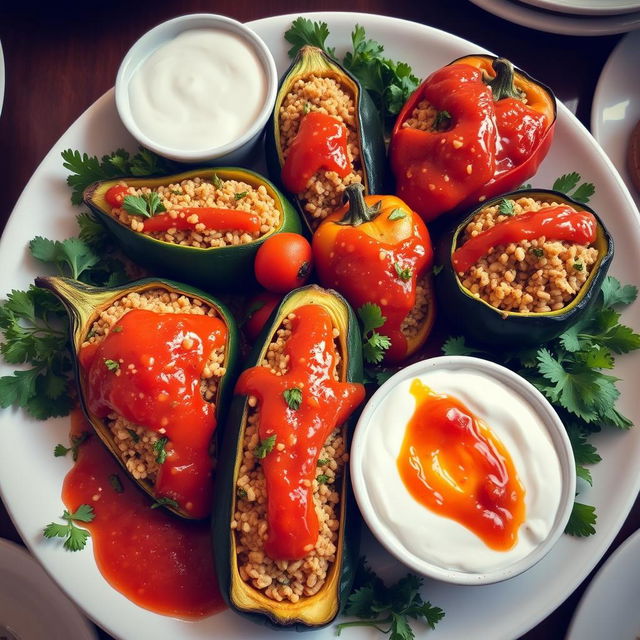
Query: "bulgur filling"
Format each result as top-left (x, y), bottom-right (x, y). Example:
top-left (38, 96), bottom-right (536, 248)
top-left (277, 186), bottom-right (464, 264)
top-left (402, 99), bottom-right (444, 132)
top-left (231, 314), bottom-right (347, 603)
top-left (108, 176), bottom-right (280, 248)
top-left (400, 273), bottom-right (432, 338)
top-left (279, 73), bottom-right (364, 225)
top-left (81, 288), bottom-right (226, 483)
top-left (458, 197), bottom-right (599, 315)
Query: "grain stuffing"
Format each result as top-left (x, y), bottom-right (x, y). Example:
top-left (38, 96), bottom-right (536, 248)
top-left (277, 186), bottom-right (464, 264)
top-left (81, 288), bottom-right (226, 483)
top-left (231, 314), bottom-right (347, 603)
top-left (459, 197), bottom-right (599, 315)
top-left (108, 176), bottom-right (280, 248)
top-left (279, 74), bottom-right (364, 225)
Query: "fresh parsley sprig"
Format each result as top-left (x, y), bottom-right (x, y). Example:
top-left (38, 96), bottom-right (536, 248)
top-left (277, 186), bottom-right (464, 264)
top-left (336, 559), bottom-right (445, 638)
top-left (552, 172), bottom-right (595, 203)
top-left (284, 19), bottom-right (420, 128)
top-left (442, 276), bottom-right (640, 535)
top-left (357, 303), bottom-right (392, 364)
top-left (283, 387), bottom-right (302, 410)
top-left (43, 505), bottom-right (95, 551)
top-left (123, 192), bottom-right (165, 219)
top-left (254, 434), bottom-right (277, 459)
top-left (61, 147), bottom-right (180, 206)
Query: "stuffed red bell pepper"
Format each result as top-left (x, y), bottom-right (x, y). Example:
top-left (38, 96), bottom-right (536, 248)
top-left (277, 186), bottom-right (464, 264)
top-left (390, 55), bottom-right (556, 222)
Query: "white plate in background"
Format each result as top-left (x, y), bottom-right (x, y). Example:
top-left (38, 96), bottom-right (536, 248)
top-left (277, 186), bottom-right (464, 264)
top-left (566, 528), bottom-right (640, 639)
top-left (469, 0), bottom-right (640, 34)
top-left (0, 538), bottom-right (97, 640)
top-left (0, 11), bottom-right (640, 640)
top-left (518, 0), bottom-right (640, 16)
top-left (591, 29), bottom-right (640, 211)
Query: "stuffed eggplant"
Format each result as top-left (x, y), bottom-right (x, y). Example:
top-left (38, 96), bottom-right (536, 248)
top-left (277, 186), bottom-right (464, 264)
top-left (213, 285), bottom-right (364, 628)
top-left (36, 276), bottom-right (239, 519)
top-left (83, 168), bottom-right (301, 291)
top-left (435, 189), bottom-right (613, 346)
top-left (266, 45), bottom-right (385, 233)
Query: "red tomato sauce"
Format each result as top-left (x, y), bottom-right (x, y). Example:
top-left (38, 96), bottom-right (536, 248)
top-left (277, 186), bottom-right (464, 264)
top-left (397, 379), bottom-right (525, 550)
top-left (322, 222), bottom-right (430, 362)
top-left (452, 205), bottom-right (597, 274)
top-left (62, 410), bottom-right (225, 618)
top-left (281, 111), bottom-right (351, 194)
top-left (235, 305), bottom-right (365, 560)
top-left (79, 309), bottom-right (227, 519)
top-left (141, 208), bottom-right (261, 233)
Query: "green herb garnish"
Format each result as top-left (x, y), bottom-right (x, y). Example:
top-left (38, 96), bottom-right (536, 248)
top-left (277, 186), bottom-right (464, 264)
top-left (573, 261), bottom-right (584, 271)
top-left (104, 359), bottom-right (119, 372)
top-left (54, 432), bottom-right (90, 461)
top-left (234, 191), bottom-right (248, 200)
top-left (43, 505), bottom-right (94, 551)
top-left (394, 262), bottom-right (413, 282)
top-left (283, 387), bottom-right (303, 410)
top-left (237, 488), bottom-right (248, 500)
top-left (151, 497), bottom-right (179, 510)
top-left (254, 434), bottom-right (277, 459)
top-left (357, 303), bottom-right (392, 364)
top-left (531, 247), bottom-right (544, 258)
top-left (126, 428), bottom-right (140, 443)
top-left (316, 474), bottom-right (330, 484)
top-left (284, 19), bottom-right (419, 127)
top-left (498, 198), bottom-right (516, 216)
top-left (552, 172), bottom-right (596, 203)
top-left (212, 173), bottom-right (224, 189)
top-left (336, 559), bottom-right (445, 638)
top-left (317, 458), bottom-right (330, 466)
top-left (153, 437), bottom-right (169, 464)
top-left (123, 192), bottom-right (165, 219)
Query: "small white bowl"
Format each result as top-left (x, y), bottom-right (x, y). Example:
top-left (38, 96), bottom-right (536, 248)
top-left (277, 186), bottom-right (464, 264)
top-left (350, 356), bottom-right (576, 586)
top-left (115, 14), bottom-right (278, 165)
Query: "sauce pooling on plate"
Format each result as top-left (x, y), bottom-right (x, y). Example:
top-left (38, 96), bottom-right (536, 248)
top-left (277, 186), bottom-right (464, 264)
top-left (62, 411), bottom-right (225, 618)
top-left (397, 379), bottom-right (526, 550)
top-left (128, 28), bottom-right (267, 152)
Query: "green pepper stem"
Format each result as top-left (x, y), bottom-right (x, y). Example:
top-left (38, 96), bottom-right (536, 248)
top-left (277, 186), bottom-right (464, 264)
top-left (336, 183), bottom-right (381, 226)
top-left (484, 58), bottom-right (525, 102)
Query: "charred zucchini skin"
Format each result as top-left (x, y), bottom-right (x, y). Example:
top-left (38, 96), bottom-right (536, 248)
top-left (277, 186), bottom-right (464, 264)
top-left (83, 168), bottom-right (301, 292)
top-left (213, 285), bottom-right (363, 630)
top-left (265, 46), bottom-right (386, 234)
top-left (34, 276), bottom-right (239, 519)
top-left (435, 189), bottom-right (614, 348)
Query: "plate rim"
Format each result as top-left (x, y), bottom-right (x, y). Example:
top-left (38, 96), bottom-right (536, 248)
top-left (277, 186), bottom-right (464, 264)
top-left (0, 10), bottom-right (639, 640)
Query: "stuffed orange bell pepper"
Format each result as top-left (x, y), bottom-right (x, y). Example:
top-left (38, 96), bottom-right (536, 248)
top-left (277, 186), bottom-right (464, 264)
top-left (313, 183), bottom-right (435, 364)
top-left (390, 55), bottom-right (556, 222)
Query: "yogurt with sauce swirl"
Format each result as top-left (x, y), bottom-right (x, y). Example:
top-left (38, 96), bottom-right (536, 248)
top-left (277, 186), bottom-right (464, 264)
top-left (351, 357), bottom-right (574, 582)
top-left (128, 28), bottom-right (267, 153)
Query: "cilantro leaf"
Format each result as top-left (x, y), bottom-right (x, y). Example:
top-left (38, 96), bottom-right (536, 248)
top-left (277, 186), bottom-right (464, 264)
top-left (316, 474), bottom-right (330, 484)
top-left (441, 336), bottom-right (487, 357)
top-left (552, 172), bottom-right (581, 193)
top-left (394, 263), bottom-right (412, 282)
top-left (498, 198), bottom-right (516, 216)
top-left (601, 277), bottom-right (638, 308)
top-left (337, 558), bottom-right (444, 638)
top-left (153, 437), bottom-right (169, 464)
top-left (565, 502), bottom-right (597, 537)
top-left (283, 387), bottom-right (302, 410)
top-left (363, 332), bottom-right (392, 365)
top-left (43, 505), bottom-right (94, 551)
top-left (53, 432), bottom-right (90, 461)
top-left (254, 434), bottom-right (277, 459)
top-left (358, 303), bottom-right (386, 335)
top-left (552, 172), bottom-right (596, 203)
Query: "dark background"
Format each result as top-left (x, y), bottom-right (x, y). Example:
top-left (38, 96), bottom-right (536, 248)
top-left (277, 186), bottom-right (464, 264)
top-left (0, 1), bottom-right (638, 639)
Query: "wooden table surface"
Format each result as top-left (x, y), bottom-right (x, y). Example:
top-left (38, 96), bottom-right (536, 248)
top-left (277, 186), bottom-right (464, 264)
top-left (0, 1), bottom-right (638, 639)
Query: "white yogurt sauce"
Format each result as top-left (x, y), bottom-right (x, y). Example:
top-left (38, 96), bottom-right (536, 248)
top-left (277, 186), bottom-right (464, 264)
top-left (128, 28), bottom-right (267, 152)
top-left (360, 368), bottom-right (563, 574)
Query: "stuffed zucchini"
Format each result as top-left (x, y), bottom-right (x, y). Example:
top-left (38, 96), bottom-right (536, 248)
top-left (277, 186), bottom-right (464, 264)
top-left (435, 189), bottom-right (614, 346)
top-left (213, 285), bottom-right (364, 628)
top-left (83, 168), bottom-right (301, 291)
top-left (266, 45), bottom-right (385, 233)
top-left (36, 276), bottom-right (239, 519)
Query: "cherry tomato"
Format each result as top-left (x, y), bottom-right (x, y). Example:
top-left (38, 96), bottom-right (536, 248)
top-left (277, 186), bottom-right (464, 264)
top-left (254, 233), bottom-right (313, 293)
top-left (243, 292), bottom-right (283, 343)
top-left (105, 185), bottom-right (129, 208)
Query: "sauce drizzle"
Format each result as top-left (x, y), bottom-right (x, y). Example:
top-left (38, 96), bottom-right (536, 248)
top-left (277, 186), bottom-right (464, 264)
top-left (397, 379), bottom-right (526, 550)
